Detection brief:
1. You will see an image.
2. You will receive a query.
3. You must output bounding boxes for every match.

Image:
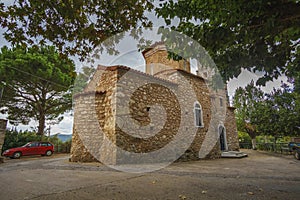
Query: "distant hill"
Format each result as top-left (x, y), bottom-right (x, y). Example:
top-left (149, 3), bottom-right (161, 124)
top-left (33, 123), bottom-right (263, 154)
top-left (51, 133), bottom-right (72, 142)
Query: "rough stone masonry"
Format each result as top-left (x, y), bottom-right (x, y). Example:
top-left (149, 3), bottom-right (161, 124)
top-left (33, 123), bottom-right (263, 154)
top-left (0, 119), bottom-right (7, 163)
top-left (70, 43), bottom-right (239, 164)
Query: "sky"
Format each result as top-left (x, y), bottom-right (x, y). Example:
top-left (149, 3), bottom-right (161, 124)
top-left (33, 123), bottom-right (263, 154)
top-left (0, 0), bottom-right (287, 135)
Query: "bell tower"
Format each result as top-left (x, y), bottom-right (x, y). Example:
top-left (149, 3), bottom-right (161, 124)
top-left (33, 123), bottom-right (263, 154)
top-left (142, 42), bottom-right (190, 75)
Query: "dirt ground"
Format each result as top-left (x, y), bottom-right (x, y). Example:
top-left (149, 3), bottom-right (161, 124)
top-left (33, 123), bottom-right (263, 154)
top-left (0, 149), bottom-right (299, 200)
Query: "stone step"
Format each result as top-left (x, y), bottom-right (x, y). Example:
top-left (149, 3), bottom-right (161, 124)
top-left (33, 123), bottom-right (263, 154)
top-left (221, 151), bottom-right (248, 158)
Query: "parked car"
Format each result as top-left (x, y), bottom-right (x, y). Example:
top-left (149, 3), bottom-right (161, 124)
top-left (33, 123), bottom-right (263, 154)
top-left (288, 142), bottom-right (300, 152)
top-left (294, 146), bottom-right (300, 160)
top-left (2, 141), bottom-right (54, 159)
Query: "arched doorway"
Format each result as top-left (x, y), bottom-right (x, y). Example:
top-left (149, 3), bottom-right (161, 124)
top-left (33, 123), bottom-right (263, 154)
top-left (219, 125), bottom-right (227, 151)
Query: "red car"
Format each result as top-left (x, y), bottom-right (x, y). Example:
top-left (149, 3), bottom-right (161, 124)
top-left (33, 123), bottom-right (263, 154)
top-left (2, 141), bottom-right (54, 159)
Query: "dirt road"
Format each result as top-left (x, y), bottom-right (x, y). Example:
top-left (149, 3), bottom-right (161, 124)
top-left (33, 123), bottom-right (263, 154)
top-left (0, 150), bottom-right (299, 200)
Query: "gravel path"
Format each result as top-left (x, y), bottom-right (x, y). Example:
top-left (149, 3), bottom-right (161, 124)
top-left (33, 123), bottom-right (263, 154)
top-left (0, 149), bottom-right (299, 200)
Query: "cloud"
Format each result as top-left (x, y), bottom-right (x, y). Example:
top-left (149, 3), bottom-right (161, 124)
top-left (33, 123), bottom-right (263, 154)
top-left (50, 115), bottom-right (73, 135)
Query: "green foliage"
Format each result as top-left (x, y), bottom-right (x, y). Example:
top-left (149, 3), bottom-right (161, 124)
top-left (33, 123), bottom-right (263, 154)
top-left (0, 0), bottom-right (154, 59)
top-left (233, 81), bottom-right (264, 138)
top-left (47, 135), bottom-right (72, 153)
top-left (73, 66), bottom-right (96, 94)
top-left (47, 135), bottom-right (62, 146)
top-left (255, 135), bottom-right (291, 143)
top-left (238, 131), bottom-right (251, 143)
top-left (255, 84), bottom-right (300, 137)
top-left (2, 129), bottom-right (72, 153)
top-left (0, 46), bottom-right (76, 135)
top-left (2, 129), bottom-right (41, 151)
top-left (234, 82), bottom-right (300, 138)
top-left (156, 0), bottom-right (300, 85)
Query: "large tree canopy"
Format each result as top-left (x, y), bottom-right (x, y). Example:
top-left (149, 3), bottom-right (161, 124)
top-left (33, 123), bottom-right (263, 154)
top-left (0, 0), bottom-right (154, 59)
top-left (0, 46), bottom-right (76, 135)
top-left (156, 0), bottom-right (300, 85)
top-left (233, 81), bottom-right (264, 142)
top-left (234, 82), bottom-right (300, 144)
top-left (255, 84), bottom-right (300, 137)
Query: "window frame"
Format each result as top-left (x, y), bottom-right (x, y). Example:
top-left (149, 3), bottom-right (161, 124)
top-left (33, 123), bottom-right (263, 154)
top-left (194, 102), bottom-right (204, 128)
top-left (220, 97), bottom-right (223, 107)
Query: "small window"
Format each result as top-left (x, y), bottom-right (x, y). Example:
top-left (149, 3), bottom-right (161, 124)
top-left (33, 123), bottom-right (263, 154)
top-left (220, 98), bottom-right (223, 107)
top-left (194, 102), bottom-right (203, 127)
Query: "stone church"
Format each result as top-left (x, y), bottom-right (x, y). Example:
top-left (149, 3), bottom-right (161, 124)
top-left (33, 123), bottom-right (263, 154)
top-left (70, 42), bottom-right (239, 164)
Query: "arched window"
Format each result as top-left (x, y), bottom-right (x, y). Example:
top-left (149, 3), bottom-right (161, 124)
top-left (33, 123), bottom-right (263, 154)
top-left (219, 125), bottom-right (227, 151)
top-left (194, 102), bottom-right (203, 127)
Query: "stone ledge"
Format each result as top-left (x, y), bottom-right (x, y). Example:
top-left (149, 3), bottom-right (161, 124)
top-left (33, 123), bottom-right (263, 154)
top-left (221, 151), bottom-right (248, 158)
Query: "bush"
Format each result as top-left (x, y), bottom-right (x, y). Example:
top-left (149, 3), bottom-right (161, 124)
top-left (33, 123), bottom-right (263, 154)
top-left (2, 129), bottom-right (72, 153)
top-left (2, 129), bottom-right (41, 151)
top-left (50, 136), bottom-right (72, 153)
top-left (238, 131), bottom-right (251, 143)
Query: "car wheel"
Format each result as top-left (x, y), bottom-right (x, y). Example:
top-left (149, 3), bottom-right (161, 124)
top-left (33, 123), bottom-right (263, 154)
top-left (13, 152), bottom-right (22, 159)
top-left (295, 151), bottom-right (300, 160)
top-left (45, 150), bottom-right (53, 156)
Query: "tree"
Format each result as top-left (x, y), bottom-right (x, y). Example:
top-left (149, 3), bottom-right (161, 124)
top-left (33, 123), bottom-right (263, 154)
top-left (234, 81), bottom-right (300, 148)
top-left (233, 81), bottom-right (265, 149)
top-left (2, 129), bottom-right (72, 153)
top-left (156, 0), bottom-right (300, 85)
top-left (2, 129), bottom-right (41, 151)
top-left (255, 84), bottom-right (300, 138)
top-left (0, 46), bottom-right (76, 135)
top-left (0, 0), bottom-right (154, 59)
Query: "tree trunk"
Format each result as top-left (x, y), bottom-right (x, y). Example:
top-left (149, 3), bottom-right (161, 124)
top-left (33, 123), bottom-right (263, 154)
top-left (38, 89), bottom-right (47, 137)
top-left (37, 114), bottom-right (45, 136)
top-left (251, 138), bottom-right (257, 150)
top-left (245, 123), bottom-right (258, 150)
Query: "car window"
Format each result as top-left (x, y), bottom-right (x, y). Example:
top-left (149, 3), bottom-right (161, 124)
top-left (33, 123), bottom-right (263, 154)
top-left (40, 142), bottom-right (53, 147)
top-left (22, 142), bottom-right (31, 147)
top-left (28, 142), bottom-right (39, 147)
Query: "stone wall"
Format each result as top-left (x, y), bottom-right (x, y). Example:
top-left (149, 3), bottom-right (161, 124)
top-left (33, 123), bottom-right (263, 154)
top-left (114, 68), bottom-right (225, 163)
top-left (143, 44), bottom-right (190, 75)
top-left (172, 70), bottom-right (220, 160)
top-left (225, 107), bottom-right (240, 151)
top-left (146, 69), bottom-right (221, 160)
top-left (115, 68), bottom-right (180, 163)
top-left (71, 64), bottom-right (239, 163)
top-left (70, 68), bottom-right (118, 163)
top-left (70, 66), bottom-right (224, 163)
top-left (0, 119), bottom-right (7, 163)
top-left (156, 69), bottom-right (239, 157)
